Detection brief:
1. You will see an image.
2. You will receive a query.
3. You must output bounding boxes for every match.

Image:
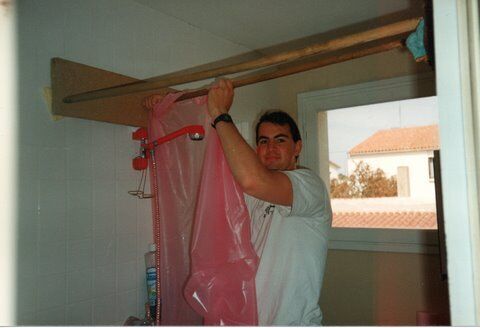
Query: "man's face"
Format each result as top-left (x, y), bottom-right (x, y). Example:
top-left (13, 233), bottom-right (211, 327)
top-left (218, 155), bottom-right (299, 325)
top-left (256, 122), bottom-right (302, 171)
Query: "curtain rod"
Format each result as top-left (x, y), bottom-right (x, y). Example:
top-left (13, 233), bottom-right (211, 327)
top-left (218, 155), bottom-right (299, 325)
top-left (175, 39), bottom-right (405, 102)
top-left (64, 17), bottom-right (420, 104)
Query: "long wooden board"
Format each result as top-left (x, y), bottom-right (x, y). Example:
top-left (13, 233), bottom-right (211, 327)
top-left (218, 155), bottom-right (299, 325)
top-left (51, 58), bottom-right (173, 127)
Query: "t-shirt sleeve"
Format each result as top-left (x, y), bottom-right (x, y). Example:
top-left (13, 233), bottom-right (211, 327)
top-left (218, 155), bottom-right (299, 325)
top-left (283, 169), bottom-right (331, 219)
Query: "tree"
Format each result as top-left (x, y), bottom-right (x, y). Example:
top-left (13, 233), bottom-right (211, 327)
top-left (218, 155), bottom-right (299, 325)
top-left (330, 161), bottom-right (397, 198)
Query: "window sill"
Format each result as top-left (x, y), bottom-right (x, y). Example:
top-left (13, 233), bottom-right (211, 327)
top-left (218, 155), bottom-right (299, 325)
top-left (329, 227), bottom-right (439, 254)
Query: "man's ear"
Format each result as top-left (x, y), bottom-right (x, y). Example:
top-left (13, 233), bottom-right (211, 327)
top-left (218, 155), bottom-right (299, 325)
top-left (294, 140), bottom-right (302, 157)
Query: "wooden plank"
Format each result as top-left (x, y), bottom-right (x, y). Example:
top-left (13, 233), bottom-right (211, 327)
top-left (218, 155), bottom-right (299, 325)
top-left (51, 58), bottom-right (174, 127)
top-left (175, 39), bottom-right (405, 101)
top-left (64, 17), bottom-right (421, 103)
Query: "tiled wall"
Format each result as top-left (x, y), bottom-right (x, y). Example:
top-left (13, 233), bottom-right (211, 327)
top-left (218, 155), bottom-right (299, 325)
top-left (16, 0), bottom-right (277, 325)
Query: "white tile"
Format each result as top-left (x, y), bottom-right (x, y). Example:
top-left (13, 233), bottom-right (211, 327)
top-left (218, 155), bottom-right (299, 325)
top-left (38, 209), bottom-right (66, 242)
top-left (116, 233), bottom-right (137, 264)
top-left (116, 290), bottom-right (137, 323)
top-left (93, 294), bottom-right (116, 325)
top-left (67, 270), bottom-right (93, 303)
top-left (64, 1), bottom-right (93, 38)
top-left (93, 37), bottom-right (117, 72)
top-left (35, 118), bottom-right (67, 148)
top-left (116, 199), bottom-right (137, 235)
top-left (92, 121), bottom-right (115, 150)
top-left (32, 0), bottom-right (65, 52)
top-left (66, 300), bottom-right (93, 326)
top-left (92, 0), bottom-right (116, 40)
top-left (36, 305), bottom-right (66, 326)
top-left (116, 179), bottom-right (137, 209)
top-left (17, 207), bottom-right (38, 243)
top-left (94, 237), bottom-right (115, 268)
top-left (37, 241), bottom-right (66, 275)
top-left (92, 145), bottom-right (116, 182)
top-left (137, 286), bottom-right (148, 319)
top-left (16, 309), bottom-right (36, 326)
top-left (116, 260), bottom-right (137, 292)
top-left (18, 145), bottom-right (39, 181)
top-left (17, 223), bottom-right (38, 274)
top-left (36, 273), bottom-right (66, 311)
top-left (17, 105), bottom-right (40, 148)
top-left (38, 147), bottom-right (66, 180)
top-left (67, 208), bottom-right (93, 241)
top-left (67, 239), bottom-right (93, 272)
top-left (66, 118), bottom-right (92, 148)
top-left (93, 263), bottom-right (115, 298)
top-left (93, 180), bottom-right (115, 209)
top-left (17, 274), bottom-right (37, 313)
top-left (38, 179), bottom-right (66, 214)
top-left (137, 236), bottom-right (152, 262)
top-left (115, 152), bottom-right (137, 181)
top-left (18, 180), bottom-right (39, 213)
top-left (93, 207), bottom-right (115, 239)
top-left (67, 179), bottom-right (93, 211)
top-left (137, 259), bottom-right (148, 299)
top-left (115, 125), bottom-right (136, 148)
top-left (16, 239), bottom-right (38, 275)
top-left (65, 32), bottom-right (97, 67)
top-left (66, 146), bottom-right (93, 180)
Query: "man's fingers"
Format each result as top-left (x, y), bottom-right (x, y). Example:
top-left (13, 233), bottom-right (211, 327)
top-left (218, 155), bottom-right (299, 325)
top-left (143, 94), bottom-right (165, 110)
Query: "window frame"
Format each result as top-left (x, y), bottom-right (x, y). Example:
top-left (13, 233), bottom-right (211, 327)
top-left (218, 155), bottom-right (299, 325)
top-left (297, 73), bottom-right (439, 254)
top-left (428, 156), bottom-right (435, 181)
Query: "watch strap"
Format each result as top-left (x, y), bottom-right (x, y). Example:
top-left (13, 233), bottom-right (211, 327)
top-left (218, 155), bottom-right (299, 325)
top-left (212, 113), bottom-right (233, 129)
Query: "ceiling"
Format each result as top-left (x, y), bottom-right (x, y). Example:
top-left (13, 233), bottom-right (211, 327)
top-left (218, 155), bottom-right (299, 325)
top-left (133, 0), bottom-right (420, 50)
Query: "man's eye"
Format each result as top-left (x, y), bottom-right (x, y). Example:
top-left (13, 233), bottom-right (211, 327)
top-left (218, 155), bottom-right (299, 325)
top-left (276, 138), bottom-right (286, 143)
top-left (258, 139), bottom-right (268, 145)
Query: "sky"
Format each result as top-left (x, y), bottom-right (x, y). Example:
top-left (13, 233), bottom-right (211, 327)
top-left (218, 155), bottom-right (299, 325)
top-left (327, 96), bottom-right (438, 175)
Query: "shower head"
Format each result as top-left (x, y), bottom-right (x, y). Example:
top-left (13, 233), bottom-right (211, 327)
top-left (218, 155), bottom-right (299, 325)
top-left (188, 132), bottom-right (204, 141)
top-left (186, 125), bottom-right (205, 141)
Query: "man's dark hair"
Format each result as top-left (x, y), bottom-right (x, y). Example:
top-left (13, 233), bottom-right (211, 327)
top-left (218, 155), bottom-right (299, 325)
top-left (255, 110), bottom-right (302, 144)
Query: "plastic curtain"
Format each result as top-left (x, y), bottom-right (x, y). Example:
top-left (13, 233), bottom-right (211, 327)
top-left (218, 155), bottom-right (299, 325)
top-left (148, 94), bottom-right (258, 325)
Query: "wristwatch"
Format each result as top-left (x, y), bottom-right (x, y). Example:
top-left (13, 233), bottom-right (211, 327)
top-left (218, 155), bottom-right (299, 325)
top-left (212, 113), bottom-right (233, 129)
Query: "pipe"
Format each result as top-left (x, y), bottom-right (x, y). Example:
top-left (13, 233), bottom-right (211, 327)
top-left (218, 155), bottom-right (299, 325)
top-left (146, 125), bottom-right (205, 150)
top-left (63, 18), bottom-right (420, 103)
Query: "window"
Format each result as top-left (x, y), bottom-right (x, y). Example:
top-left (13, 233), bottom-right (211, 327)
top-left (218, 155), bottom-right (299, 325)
top-left (298, 73), bottom-right (440, 254)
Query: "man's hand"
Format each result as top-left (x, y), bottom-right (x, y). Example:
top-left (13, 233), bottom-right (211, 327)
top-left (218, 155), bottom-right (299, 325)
top-left (142, 94), bottom-right (165, 110)
top-left (208, 79), bottom-right (234, 118)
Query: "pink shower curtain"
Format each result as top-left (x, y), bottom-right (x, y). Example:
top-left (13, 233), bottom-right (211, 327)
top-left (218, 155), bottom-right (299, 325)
top-left (148, 94), bottom-right (258, 325)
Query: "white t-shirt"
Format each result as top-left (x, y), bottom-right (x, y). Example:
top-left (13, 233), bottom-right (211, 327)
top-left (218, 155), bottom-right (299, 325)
top-left (245, 168), bottom-right (332, 326)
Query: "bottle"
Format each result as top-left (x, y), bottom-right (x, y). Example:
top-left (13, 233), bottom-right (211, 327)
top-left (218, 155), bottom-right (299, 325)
top-left (145, 243), bottom-right (157, 320)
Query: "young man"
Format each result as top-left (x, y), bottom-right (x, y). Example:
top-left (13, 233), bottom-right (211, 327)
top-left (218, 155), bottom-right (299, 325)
top-left (145, 79), bottom-right (332, 325)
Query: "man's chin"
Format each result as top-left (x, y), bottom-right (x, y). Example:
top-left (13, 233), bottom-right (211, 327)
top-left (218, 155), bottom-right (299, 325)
top-left (265, 164), bottom-right (285, 171)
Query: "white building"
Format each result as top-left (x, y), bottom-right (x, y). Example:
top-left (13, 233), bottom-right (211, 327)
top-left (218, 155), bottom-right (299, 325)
top-left (347, 125), bottom-right (439, 201)
top-left (329, 160), bottom-right (341, 180)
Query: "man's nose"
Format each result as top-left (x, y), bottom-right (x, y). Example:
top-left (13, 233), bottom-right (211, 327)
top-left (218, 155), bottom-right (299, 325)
top-left (266, 141), bottom-right (277, 150)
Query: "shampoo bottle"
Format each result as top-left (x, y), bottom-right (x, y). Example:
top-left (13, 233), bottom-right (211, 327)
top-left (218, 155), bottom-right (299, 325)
top-left (145, 243), bottom-right (157, 320)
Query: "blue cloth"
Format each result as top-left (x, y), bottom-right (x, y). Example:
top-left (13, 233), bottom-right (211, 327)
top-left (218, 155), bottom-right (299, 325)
top-left (406, 18), bottom-right (426, 61)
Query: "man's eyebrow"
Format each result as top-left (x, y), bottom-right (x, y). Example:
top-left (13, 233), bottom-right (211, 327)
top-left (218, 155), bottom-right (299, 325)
top-left (258, 134), bottom-right (291, 139)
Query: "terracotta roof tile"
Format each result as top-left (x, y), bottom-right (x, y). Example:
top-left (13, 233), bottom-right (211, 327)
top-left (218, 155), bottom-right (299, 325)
top-left (349, 125), bottom-right (439, 155)
top-left (333, 211), bottom-right (437, 229)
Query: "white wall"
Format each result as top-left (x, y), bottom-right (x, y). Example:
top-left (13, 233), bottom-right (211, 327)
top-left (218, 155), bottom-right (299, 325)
top-left (16, 0), bottom-right (277, 325)
top-left (348, 151), bottom-right (435, 200)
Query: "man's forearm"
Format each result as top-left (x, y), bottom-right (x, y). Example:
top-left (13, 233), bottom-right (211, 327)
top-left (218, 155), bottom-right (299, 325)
top-left (214, 120), bottom-right (268, 192)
